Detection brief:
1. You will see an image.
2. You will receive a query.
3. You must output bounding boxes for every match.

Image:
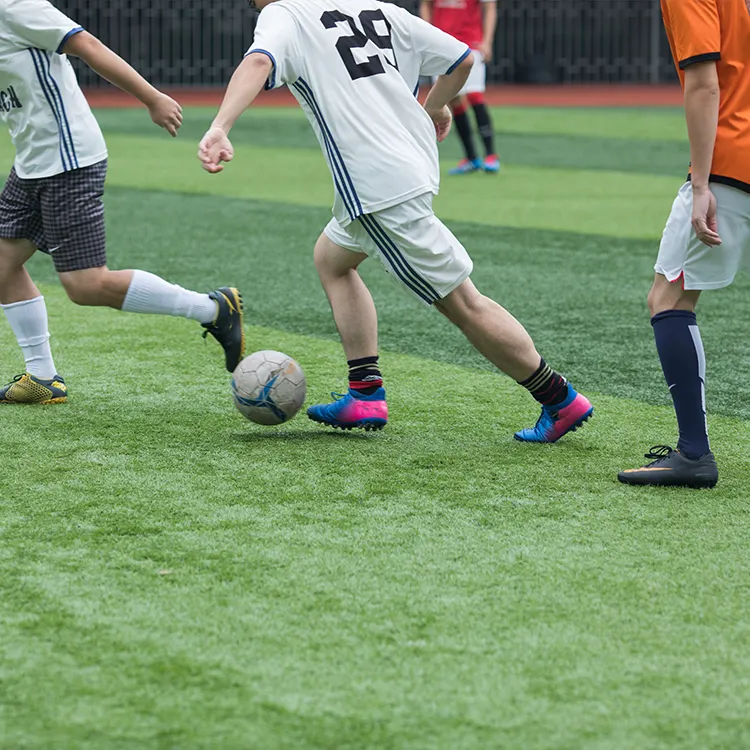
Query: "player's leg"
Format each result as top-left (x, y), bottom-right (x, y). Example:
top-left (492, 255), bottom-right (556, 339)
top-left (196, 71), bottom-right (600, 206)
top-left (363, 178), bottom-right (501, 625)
top-left (435, 279), bottom-right (593, 442)
top-left (307, 225), bottom-right (387, 430)
top-left (313, 232), bottom-right (377, 362)
top-left (617, 183), bottom-right (749, 488)
top-left (0, 170), bottom-right (66, 404)
top-left (449, 95), bottom-right (482, 176)
top-left (463, 53), bottom-right (498, 172)
top-left (466, 91), bottom-right (499, 173)
top-left (42, 161), bottom-right (244, 372)
top-left (359, 194), bottom-right (592, 442)
top-left (435, 278), bottom-right (542, 380)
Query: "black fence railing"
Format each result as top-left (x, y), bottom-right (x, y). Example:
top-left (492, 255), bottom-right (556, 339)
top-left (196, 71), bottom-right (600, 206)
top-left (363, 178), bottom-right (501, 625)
top-left (56, 0), bottom-right (676, 87)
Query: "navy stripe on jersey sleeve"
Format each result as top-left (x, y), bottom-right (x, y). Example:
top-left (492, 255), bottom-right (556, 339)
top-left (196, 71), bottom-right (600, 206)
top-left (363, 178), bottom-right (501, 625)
top-left (679, 52), bottom-right (721, 70)
top-left (56, 27), bottom-right (84, 55)
top-left (245, 48), bottom-right (277, 90)
top-left (446, 48), bottom-right (471, 75)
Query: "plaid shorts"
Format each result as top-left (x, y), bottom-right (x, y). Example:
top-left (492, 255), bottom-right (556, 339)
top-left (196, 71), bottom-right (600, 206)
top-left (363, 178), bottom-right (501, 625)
top-left (0, 159), bottom-right (107, 273)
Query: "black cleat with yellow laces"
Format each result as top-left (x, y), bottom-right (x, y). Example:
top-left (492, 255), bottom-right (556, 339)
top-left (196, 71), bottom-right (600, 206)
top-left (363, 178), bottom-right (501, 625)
top-left (618, 445), bottom-right (718, 489)
top-left (202, 287), bottom-right (245, 373)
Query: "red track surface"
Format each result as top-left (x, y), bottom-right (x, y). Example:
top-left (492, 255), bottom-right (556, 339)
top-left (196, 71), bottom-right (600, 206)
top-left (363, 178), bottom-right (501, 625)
top-left (85, 84), bottom-right (683, 109)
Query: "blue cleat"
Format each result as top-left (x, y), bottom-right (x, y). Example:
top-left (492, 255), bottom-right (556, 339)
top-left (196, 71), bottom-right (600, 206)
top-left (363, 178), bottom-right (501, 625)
top-left (449, 158), bottom-right (482, 175)
top-left (514, 385), bottom-right (593, 443)
top-left (307, 387), bottom-right (388, 431)
top-left (483, 154), bottom-right (501, 173)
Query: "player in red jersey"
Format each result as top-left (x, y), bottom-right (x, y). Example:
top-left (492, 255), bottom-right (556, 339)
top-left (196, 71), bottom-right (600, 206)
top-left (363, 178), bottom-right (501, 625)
top-left (420, 0), bottom-right (499, 175)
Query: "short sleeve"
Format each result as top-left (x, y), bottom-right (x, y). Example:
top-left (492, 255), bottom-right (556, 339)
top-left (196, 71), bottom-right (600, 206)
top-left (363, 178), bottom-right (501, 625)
top-left (662, 0), bottom-right (721, 69)
top-left (407, 14), bottom-right (471, 77)
top-left (246, 4), bottom-right (300, 90)
top-left (3, 0), bottom-right (83, 54)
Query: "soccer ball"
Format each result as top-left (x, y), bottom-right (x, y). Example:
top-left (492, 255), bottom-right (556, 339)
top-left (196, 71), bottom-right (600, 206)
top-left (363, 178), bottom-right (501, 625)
top-left (231, 350), bottom-right (307, 425)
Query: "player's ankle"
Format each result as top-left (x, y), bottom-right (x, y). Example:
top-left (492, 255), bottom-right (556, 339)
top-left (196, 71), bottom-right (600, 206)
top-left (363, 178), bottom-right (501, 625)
top-left (348, 355), bottom-right (383, 396)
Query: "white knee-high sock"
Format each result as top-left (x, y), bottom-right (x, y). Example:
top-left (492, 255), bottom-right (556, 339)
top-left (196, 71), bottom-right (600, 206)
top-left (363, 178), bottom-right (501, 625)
top-left (121, 270), bottom-right (217, 324)
top-left (1, 296), bottom-right (57, 380)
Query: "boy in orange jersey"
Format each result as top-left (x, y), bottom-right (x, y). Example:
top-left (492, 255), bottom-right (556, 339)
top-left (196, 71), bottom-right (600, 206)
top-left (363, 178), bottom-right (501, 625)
top-left (619, 0), bottom-right (750, 488)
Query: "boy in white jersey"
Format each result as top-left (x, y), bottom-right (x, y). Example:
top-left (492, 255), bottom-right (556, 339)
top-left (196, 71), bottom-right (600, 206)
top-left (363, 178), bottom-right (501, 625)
top-left (199, 0), bottom-right (592, 442)
top-left (0, 0), bottom-right (245, 404)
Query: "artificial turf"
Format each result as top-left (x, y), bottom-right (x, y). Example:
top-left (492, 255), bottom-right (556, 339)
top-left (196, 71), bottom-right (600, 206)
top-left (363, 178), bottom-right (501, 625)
top-left (1, 106), bottom-right (749, 749)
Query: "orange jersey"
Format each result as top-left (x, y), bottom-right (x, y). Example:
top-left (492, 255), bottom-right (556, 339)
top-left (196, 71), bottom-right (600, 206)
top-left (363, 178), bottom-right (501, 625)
top-left (661, 0), bottom-right (750, 192)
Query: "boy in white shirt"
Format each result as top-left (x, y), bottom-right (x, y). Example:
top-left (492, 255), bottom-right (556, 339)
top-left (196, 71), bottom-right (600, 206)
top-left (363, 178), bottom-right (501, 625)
top-left (0, 0), bottom-right (244, 404)
top-left (200, 0), bottom-right (593, 442)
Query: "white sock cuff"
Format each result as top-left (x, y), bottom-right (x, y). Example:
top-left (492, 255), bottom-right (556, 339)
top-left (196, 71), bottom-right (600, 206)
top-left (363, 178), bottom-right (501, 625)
top-left (1, 295), bottom-right (44, 311)
top-left (122, 269), bottom-right (217, 323)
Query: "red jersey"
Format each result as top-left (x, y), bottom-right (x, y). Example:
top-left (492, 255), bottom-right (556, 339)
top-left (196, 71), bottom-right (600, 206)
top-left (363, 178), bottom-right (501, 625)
top-left (430, 0), bottom-right (488, 49)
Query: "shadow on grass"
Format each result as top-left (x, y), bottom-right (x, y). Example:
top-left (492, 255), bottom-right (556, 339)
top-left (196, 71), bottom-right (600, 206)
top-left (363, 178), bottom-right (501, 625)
top-left (232, 428), bottom-right (375, 442)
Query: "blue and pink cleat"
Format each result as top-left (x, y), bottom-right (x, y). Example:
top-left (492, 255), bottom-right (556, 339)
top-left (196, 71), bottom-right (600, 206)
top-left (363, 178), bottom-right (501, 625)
top-left (307, 387), bottom-right (388, 431)
top-left (514, 385), bottom-right (593, 443)
top-left (449, 158), bottom-right (483, 175)
top-left (483, 155), bottom-right (501, 173)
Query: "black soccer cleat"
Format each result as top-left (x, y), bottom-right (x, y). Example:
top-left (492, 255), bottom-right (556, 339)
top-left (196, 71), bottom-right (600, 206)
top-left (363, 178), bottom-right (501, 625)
top-left (202, 287), bottom-right (245, 372)
top-left (618, 445), bottom-right (718, 489)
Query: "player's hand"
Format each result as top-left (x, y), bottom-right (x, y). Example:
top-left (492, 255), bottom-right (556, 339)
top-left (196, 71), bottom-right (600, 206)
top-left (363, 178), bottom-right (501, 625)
top-left (148, 92), bottom-right (183, 137)
top-left (426, 105), bottom-right (453, 143)
top-left (198, 126), bottom-right (235, 174)
top-left (478, 42), bottom-right (493, 63)
top-left (691, 185), bottom-right (721, 247)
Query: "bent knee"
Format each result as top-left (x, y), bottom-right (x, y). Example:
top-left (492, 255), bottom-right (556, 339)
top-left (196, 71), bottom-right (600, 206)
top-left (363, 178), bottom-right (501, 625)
top-left (313, 235), bottom-right (333, 272)
top-left (435, 279), bottom-right (484, 322)
top-left (59, 267), bottom-right (107, 306)
top-left (0, 238), bottom-right (36, 271)
top-left (62, 280), bottom-right (98, 306)
top-left (648, 276), bottom-right (700, 317)
top-left (314, 233), bottom-right (366, 277)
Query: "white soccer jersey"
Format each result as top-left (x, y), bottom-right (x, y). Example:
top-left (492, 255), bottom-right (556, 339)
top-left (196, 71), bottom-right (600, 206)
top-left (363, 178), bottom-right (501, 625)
top-left (248, 0), bottom-right (469, 226)
top-left (0, 0), bottom-right (107, 179)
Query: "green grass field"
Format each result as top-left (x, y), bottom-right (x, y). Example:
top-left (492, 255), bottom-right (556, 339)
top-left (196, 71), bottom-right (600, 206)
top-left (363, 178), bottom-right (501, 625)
top-left (2, 105), bottom-right (750, 750)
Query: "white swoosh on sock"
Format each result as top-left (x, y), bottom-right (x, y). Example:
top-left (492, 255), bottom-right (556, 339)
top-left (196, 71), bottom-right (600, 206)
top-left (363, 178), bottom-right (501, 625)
top-left (668, 383), bottom-right (677, 390)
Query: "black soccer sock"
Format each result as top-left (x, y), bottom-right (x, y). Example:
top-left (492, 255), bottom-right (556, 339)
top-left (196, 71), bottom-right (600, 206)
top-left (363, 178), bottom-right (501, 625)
top-left (452, 104), bottom-right (479, 163)
top-left (471, 102), bottom-right (496, 158)
top-left (519, 358), bottom-right (569, 407)
top-left (652, 310), bottom-right (710, 459)
top-left (348, 356), bottom-right (383, 396)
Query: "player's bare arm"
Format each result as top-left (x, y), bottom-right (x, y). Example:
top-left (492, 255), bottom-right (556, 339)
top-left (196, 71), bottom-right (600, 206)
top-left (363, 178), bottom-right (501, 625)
top-left (198, 53), bottom-right (273, 173)
top-left (419, 0), bottom-right (433, 24)
top-left (684, 60), bottom-right (721, 247)
top-left (62, 32), bottom-right (182, 137)
top-left (424, 52), bottom-right (475, 141)
top-left (479, 1), bottom-right (497, 62)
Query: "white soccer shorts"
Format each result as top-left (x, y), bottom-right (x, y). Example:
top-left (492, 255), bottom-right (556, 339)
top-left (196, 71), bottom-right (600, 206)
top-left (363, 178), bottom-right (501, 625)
top-left (655, 182), bottom-right (750, 290)
top-left (324, 192), bottom-right (473, 305)
top-left (460, 49), bottom-right (486, 95)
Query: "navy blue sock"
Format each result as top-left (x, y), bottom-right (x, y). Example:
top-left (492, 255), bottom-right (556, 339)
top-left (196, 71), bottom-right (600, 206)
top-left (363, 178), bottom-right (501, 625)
top-left (651, 309), bottom-right (710, 459)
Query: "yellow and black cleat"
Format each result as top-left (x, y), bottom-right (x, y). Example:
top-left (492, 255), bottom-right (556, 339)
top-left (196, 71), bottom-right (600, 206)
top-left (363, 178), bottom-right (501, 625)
top-left (0, 373), bottom-right (68, 404)
top-left (202, 287), bottom-right (246, 373)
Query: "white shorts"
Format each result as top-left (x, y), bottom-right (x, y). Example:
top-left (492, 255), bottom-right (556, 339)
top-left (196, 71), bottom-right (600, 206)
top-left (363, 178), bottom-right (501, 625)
top-left (655, 182), bottom-right (750, 290)
top-left (460, 50), bottom-right (487, 96)
top-left (324, 193), bottom-right (473, 305)
top-left (431, 50), bottom-right (486, 96)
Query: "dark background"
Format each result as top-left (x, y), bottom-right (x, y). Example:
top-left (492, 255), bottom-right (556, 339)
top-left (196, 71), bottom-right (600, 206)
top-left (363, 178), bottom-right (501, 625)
top-left (57, 0), bottom-right (676, 88)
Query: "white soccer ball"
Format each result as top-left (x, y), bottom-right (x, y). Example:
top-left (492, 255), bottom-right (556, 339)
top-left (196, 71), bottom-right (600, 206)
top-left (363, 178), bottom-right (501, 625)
top-left (231, 350), bottom-right (307, 425)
